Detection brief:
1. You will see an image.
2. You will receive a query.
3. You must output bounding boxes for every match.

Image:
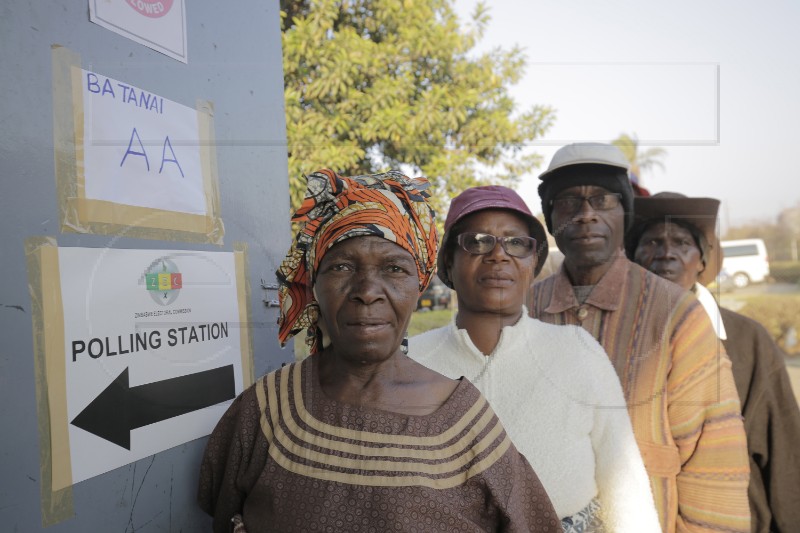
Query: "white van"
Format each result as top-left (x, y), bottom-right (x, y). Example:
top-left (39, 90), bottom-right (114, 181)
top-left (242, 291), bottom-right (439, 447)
top-left (720, 238), bottom-right (770, 288)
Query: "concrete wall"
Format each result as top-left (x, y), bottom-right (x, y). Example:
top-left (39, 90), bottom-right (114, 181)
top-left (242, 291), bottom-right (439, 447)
top-left (0, 1), bottom-right (292, 530)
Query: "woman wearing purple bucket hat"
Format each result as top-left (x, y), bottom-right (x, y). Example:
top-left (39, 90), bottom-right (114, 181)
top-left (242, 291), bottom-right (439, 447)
top-left (410, 185), bottom-right (660, 532)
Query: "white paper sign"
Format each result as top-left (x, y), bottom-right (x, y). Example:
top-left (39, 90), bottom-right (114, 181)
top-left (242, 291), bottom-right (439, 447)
top-left (89, 0), bottom-right (188, 63)
top-left (59, 247), bottom-right (244, 484)
top-left (82, 69), bottom-right (207, 215)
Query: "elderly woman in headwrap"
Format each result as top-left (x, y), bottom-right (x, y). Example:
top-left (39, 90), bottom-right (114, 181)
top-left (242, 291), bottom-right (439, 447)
top-left (628, 192), bottom-right (800, 533)
top-left (198, 169), bottom-right (560, 533)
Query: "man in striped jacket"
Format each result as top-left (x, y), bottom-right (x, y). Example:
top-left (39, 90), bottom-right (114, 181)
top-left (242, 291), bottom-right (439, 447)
top-left (528, 143), bottom-right (750, 532)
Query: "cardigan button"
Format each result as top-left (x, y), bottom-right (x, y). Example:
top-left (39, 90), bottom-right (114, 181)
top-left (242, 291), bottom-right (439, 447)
top-left (576, 307), bottom-right (588, 320)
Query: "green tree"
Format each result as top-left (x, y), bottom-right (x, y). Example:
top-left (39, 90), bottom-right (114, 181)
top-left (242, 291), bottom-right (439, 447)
top-left (611, 133), bottom-right (666, 187)
top-left (280, 0), bottom-right (555, 219)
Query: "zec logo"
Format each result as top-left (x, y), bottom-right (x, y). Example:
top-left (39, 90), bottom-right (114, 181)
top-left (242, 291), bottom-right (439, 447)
top-left (144, 258), bottom-right (182, 305)
top-left (126, 0), bottom-right (174, 19)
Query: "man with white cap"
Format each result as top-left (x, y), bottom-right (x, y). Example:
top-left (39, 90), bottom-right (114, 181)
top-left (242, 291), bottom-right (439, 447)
top-left (528, 143), bottom-right (750, 533)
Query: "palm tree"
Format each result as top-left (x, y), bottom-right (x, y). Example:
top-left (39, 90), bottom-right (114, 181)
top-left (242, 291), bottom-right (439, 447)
top-left (611, 133), bottom-right (666, 192)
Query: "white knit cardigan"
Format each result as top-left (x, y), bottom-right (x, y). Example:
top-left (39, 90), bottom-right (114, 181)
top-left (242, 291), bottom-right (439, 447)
top-left (409, 310), bottom-right (660, 532)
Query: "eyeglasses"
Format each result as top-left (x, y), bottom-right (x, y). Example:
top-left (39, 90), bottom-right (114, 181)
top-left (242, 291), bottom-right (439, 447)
top-left (551, 193), bottom-right (622, 214)
top-left (456, 233), bottom-right (537, 258)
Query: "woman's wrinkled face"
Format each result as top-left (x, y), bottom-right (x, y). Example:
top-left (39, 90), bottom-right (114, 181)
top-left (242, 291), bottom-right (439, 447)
top-left (447, 210), bottom-right (537, 316)
top-left (314, 236), bottom-right (420, 362)
top-left (634, 221), bottom-right (704, 291)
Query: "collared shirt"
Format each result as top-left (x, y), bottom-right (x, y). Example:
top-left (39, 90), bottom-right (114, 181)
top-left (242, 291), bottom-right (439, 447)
top-left (693, 283), bottom-right (727, 340)
top-left (530, 253), bottom-right (750, 533)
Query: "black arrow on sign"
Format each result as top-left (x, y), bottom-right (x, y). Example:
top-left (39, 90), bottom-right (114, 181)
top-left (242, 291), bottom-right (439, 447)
top-left (71, 365), bottom-right (235, 450)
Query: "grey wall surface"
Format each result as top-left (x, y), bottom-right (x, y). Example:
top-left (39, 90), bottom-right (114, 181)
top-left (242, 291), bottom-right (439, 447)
top-left (0, 1), bottom-right (293, 530)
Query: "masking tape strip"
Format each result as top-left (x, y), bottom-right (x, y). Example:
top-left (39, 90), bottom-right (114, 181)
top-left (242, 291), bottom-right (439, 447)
top-left (234, 242), bottom-right (255, 387)
top-left (197, 99), bottom-right (226, 243)
top-left (52, 46), bottom-right (225, 244)
top-left (25, 237), bottom-right (75, 526)
top-left (52, 46), bottom-right (83, 237)
top-left (75, 198), bottom-right (212, 233)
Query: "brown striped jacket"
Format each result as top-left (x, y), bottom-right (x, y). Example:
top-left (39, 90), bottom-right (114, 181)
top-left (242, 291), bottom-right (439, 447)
top-left (530, 254), bottom-right (750, 533)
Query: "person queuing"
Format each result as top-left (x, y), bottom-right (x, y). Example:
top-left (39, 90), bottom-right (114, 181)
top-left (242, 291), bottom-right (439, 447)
top-left (628, 191), bottom-right (800, 533)
top-left (528, 143), bottom-right (750, 532)
top-left (410, 185), bottom-right (660, 532)
top-left (198, 169), bottom-right (561, 533)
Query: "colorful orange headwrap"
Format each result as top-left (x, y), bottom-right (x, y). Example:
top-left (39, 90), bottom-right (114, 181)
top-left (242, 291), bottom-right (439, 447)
top-left (276, 169), bottom-right (438, 354)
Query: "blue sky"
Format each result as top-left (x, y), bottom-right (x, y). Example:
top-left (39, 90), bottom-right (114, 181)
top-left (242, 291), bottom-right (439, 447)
top-left (453, 0), bottom-right (800, 231)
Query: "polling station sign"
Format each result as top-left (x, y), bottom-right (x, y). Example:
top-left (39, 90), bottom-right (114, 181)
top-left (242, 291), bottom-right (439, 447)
top-left (33, 245), bottom-right (252, 489)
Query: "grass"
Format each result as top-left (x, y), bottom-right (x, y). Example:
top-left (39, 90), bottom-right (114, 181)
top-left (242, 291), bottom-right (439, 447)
top-left (720, 291), bottom-right (800, 356)
top-left (409, 308), bottom-right (454, 336)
